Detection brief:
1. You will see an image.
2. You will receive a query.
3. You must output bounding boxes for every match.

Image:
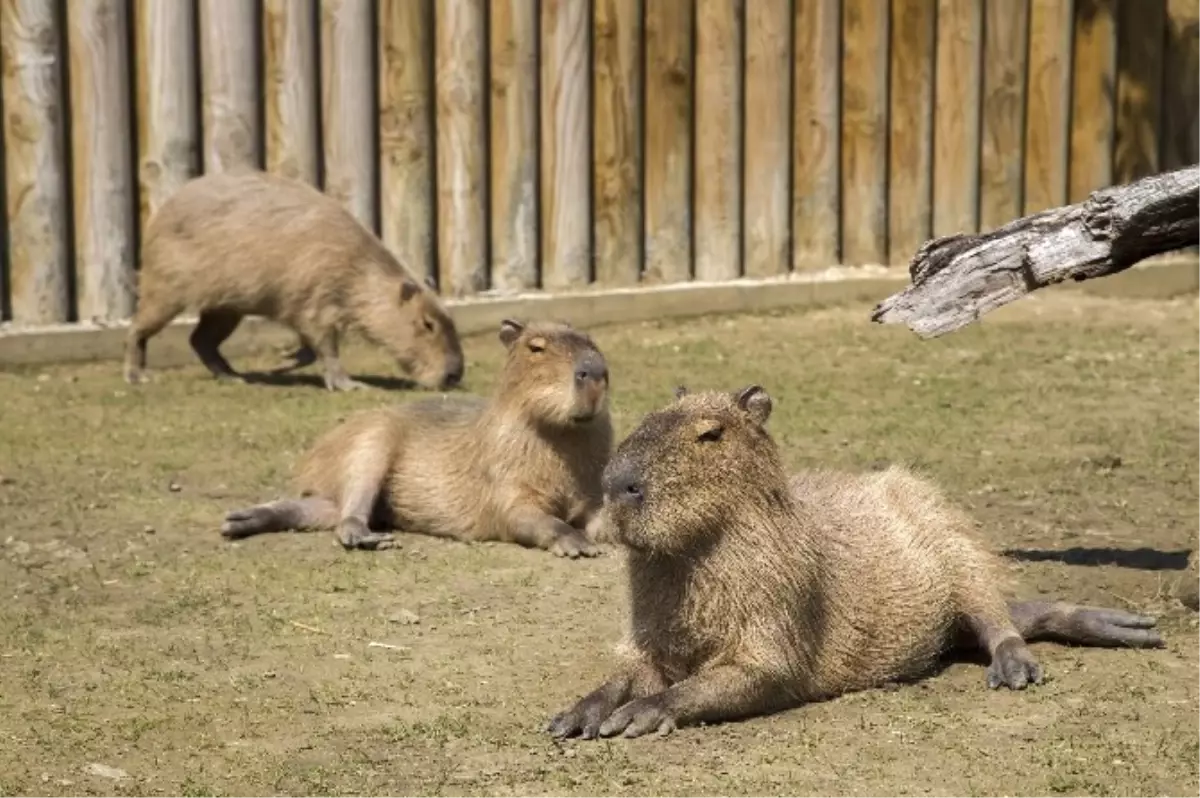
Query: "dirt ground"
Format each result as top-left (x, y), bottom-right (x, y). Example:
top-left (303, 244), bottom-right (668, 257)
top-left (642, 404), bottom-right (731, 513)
top-left (0, 291), bottom-right (1196, 797)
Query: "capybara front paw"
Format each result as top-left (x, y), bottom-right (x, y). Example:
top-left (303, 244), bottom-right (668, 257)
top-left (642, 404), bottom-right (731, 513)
top-left (123, 368), bottom-right (149, 385)
top-left (546, 693), bottom-right (623, 740)
top-left (336, 519), bottom-right (394, 550)
top-left (597, 695), bottom-right (677, 739)
top-left (550, 530), bottom-right (600, 559)
top-left (987, 637), bottom-right (1044, 690)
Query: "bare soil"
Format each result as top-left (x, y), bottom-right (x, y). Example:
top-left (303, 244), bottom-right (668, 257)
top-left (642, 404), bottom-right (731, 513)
top-left (1, 292), bottom-right (1196, 797)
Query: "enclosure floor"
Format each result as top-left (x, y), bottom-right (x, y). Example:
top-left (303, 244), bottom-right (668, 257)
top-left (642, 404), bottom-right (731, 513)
top-left (1, 293), bottom-right (1196, 797)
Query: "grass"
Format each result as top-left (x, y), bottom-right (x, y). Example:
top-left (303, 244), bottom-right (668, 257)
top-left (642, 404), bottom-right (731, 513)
top-left (0, 291), bottom-right (1196, 796)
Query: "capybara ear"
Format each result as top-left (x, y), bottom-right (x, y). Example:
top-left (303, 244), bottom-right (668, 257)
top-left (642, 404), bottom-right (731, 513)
top-left (399, 280), bottom-right (421, 303)
top-left (498, 319), bottom-right (525, 348)
top-left (734, 384), bottom-right (772, 425)
top-left (674, 385), bottom-right (689, 400)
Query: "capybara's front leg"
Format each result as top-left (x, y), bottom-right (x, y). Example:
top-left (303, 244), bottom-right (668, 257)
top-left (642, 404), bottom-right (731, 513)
top-left (330, 439), bottom-right (396, 550)
top-left (312, 331), bottom-right (369, 392)
top-left (597, 662), bottom-right (784, 739)
top-left (509, 507), bottom-right (599, 559)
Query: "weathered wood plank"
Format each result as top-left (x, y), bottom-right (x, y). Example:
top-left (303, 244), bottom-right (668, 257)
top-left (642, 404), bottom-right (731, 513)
top-left (932, 0), bottom-right (982, 237)
top-left (489, 0), bottom-right (538, 291)
top-left (321, 0), bottom-right (376, 230)
top-left (592, 0), bottom-right (641, 286)
top-left (198, 0), bottom-right (260, 172)
top-left (69, 0), bottom-right (136, 321)
top-left (886, 0), bottom-right (935, 265)
top-left (840, 0), bottom-right (889, 265)
top-left (1, 0), bottom-right (70, 323)
top-left (134, 0), bottom-right (199, 226)
top-left (979, 0), bottom-right (1029, 231)
top-left (1068, 0), bottom-right (1116, 202)
top-left (1022, 0), bottom-right (1071, 214)
top-left (379, 0), bottom-right (435, 283)
top-left (873, 166), bottom-right (1200, 339)
top-left (742, 0), bottom-right (792, 278)
top-left (1114, 0), bottom-right (1165, 185)
top-left (694, 0), bottom-right (743, 281)
top-left (435, 0), bottom-right (487, 296)
top-left (642, 0), bottom-right (693, 283)
top-left (792, 0), bottom-right (840, 270)
top-left (1161, 0), bottom-right (1199, 171)
top-left (540, 0), bottom-right (591, 289)
top-left (263, 0), bottom-right (318, 185)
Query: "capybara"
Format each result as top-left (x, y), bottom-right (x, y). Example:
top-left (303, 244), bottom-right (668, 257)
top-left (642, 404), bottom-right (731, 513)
top-left (548, 385), bottom-right (1165, 739)
top-left (123, 169), bottom-right (464, 391)
top-left (222, 319), bottom-right (613, 553)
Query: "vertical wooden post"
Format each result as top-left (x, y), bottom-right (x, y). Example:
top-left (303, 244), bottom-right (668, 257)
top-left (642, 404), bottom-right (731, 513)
top-left (840, 0), bottom-right (889, 266)
top-left (642, 0), bottom-right (693, 284)
top-left (792, 0), bottom-right (840, 270)
top-left (135, 0), bottom-right (199, 226)
top-left (1022, 0), bottom-right (1071, 214)
top-left (263, 0), bottom-right (319, 185)
top-left (1, 0), bottom-right (70, 323)
top-left (932, 0), bottom-right (982, 237)
top-left (489, 0), bottom-right (539, 291)
top-left (435, 0), bottom-right (487, 296)
top-left (1068, 0), bottom-right (1116, 202)
top-left (694, 0), bottom-right (742, 281)
top-left (322, 0), bottom-right (377, 230)
top-left (979, 0), bottom-right (1029, 231)
top-left (1114, 0), bottom-right (1165, 184)
top-left (198, 0), bottom-right (260, 173)
top-left (886, 0), bottom-right (934, 266)
top-left (69, 0), bottom-right (136, 321)
top-left (742, 0), bottom-right (792, 278)
top-left (541, 0), bottom-right (591, 289)
top-left (1162, 0), bottom-right (1199, 171)
top-left (592, 0), bottom-right (641, 286)
top-left (379, 0), bottom-right (435, 283)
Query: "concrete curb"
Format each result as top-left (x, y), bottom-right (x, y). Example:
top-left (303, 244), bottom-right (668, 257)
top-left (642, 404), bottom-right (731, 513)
top-left (0, 257), bottom-right (1195, 370)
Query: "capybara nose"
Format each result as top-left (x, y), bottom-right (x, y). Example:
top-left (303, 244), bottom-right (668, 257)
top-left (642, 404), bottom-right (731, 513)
top-left (444, 367), bottom-right (463, 388)
top-left (574, 353), bottom-right (608, 385)
top-left (604, 462), bottom-right (644, 507)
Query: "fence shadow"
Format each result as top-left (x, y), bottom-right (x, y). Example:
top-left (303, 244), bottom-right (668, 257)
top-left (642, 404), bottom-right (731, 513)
top-left (1002, 546), bottom-right (1193, 571)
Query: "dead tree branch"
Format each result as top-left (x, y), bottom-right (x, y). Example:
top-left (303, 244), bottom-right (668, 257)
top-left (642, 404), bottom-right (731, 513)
top-left (871, 165), bottom-right (1200, 339)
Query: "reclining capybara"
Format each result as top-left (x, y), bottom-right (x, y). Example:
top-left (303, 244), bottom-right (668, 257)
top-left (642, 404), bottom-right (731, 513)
top-left (124, 169), bottom-right (464, 391)
top-left (222, 319), bottom-right (613, 553)
top-left (548, 385), bottom-right (1165, 739)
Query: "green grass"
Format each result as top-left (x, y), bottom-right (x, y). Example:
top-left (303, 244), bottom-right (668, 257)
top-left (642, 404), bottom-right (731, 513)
top-left (0, 292), bottom-right (1196, 796)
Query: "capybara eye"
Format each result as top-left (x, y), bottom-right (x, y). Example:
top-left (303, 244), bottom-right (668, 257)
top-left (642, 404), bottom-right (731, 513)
top-left (423, 318), bottom-right (435, 333)
top-left (527, 341), bottom-right (545, 353)
top-left (697, 425), bottom-right (723, 443)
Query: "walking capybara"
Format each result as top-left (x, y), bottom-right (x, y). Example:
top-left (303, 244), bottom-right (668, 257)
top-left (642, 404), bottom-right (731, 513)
top-left (124, 169), bottom-right (464, 391)
top-left (547, 385), bottom-right (1165, 739)
top-left (222, 319), bottom-right (613, 552)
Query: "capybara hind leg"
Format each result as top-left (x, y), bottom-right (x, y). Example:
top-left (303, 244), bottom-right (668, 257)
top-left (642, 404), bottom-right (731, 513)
top-left (548, 660), bottom-right (669, 740)
top-left (597, 662), bottom-right (785, 739)
top-left (221, 497), bottom-right (338, 539)
top-left (960, 596), bottom-right (1044, 690)
top-left (312, 331), bottom-right (369, 392)
top-left (190, 310), bottom-right (244, 381)
top-left (509, 508), bottom-right (599, 559)
top-left (124, 301), bottom-right (182, 384)
top-left (1008, 600), bottom-right (1164, 648)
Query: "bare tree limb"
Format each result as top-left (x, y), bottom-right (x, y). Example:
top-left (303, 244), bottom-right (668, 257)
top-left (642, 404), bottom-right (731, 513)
top-left (871, 165), bottom-right (1200, 339)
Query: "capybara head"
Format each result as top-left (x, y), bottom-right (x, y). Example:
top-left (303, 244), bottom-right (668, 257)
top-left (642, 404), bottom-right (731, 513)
top-left (358, 277), bottom-right (465, 390)
top-left (496, 319), bottom-right (610, 426)
top-left (601, 385), bottom-right (785, 554)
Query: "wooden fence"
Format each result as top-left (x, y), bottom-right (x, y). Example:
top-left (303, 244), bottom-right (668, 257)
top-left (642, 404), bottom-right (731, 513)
top-left (0, 0), bottom-right (1196, 325)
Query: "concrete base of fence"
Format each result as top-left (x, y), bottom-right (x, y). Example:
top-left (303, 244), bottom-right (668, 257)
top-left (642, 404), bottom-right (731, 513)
top-left (0, 257), bottom-right (1195, 370)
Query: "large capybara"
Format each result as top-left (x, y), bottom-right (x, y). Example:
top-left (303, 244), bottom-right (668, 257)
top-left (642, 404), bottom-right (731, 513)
top-left (548, 385), bottom-right (1165, 739)
top-left (124, 169), bottom-right (464, 391)
top-left (222, 319), bottom-right (613, 553)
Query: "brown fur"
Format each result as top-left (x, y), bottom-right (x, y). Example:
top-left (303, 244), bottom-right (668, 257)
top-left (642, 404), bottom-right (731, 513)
top-left (124, 169), bottom-right (464, 391)
top-left (548, 385), bottom-right (1166, 739)
top-left (222, 320), bottom-right (614, 554)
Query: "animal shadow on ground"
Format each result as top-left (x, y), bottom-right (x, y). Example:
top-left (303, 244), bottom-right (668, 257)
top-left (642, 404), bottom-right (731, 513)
top-left (1002, 546), bottom-right (1193, 571)
top-left (237, 370), bottom-right (422, 391)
